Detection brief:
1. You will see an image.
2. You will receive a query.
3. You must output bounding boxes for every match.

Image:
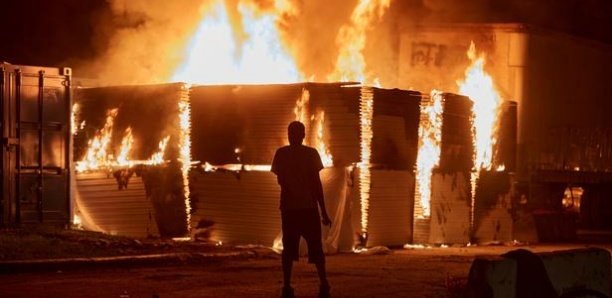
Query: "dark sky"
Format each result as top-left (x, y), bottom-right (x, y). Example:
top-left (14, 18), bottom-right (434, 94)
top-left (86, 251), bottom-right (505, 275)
top-left (1, 0), bottom-right (610, 73)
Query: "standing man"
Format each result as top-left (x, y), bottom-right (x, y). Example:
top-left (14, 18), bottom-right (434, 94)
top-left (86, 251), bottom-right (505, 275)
top-left (271, 121), bottom-right (332, 298)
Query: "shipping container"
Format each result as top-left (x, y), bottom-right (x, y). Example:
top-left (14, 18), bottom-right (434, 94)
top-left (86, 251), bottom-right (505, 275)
top-left (1, 63), bottom-right (72, 226)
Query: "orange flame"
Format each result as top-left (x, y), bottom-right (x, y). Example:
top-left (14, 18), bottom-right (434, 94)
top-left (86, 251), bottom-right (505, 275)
top-left (178, 85), bottom-right (192, 232)
top-left (457, 41), bottom-right (503, 170)
top-left (294, 88), bottom-right (310, 124)
top-left (315, 111), bottom-right (333, 167)
top-left (358, 86), bottom-right (374, 235)
top-left (145, 136), bottom-right (170, 165)
top-left (328, 0), bottom-right (390, 83)
top-left (414, 90), bottom-right (444, 218)
top-left (172, 1), bottom-right (300, 84)
top-left (116, 127), bottom-right (134, 167)
top-left (75, 108), bottom-right (118, 172)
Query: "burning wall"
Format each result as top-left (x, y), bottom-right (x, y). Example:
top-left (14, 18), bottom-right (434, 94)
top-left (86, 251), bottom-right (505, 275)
top-left (73, 84), bottom-right (189, 237)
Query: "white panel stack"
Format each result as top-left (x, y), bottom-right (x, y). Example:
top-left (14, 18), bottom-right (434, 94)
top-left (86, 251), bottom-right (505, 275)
top-left (429, 172), bottom-right (471, 244)
top-left (367, 170), bottom-right (414, 247)
top-left (189, 171), bottom-right (280, 245)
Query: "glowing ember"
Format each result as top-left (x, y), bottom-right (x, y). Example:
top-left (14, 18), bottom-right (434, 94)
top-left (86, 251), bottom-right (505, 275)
top-left (457, 41), bottom-right (503, 170)
top-left (314, 111), bottom-right (333, 167)
top-left (116, 127), bottom-right (134, 167)
top-left (328, 0), bottom-right (390, 83)
top-left (75, 108), bottom-right (118, 172)
top-left (178, 85), bottom-right (192, 232)
top-left (172, 1), bottom-right (300, 84)
top-left (414, 90), bottom-right (443, 218)
top-left (358, 86), bottom-right (374, 236)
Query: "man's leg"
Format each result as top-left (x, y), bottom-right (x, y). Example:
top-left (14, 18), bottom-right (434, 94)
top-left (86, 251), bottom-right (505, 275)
top-left (282, 257), bottom-right (293, 288)
top-left (315, 260), bottom-right (329, 286)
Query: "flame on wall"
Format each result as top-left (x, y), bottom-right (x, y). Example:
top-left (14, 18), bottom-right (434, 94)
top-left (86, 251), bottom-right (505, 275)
top-left (457, 41), bottom-right (502, 171)
top-left (358, 86), bottom-right (374, 236)
top-left (178, 85), bottom-right (193, 232)
top-left (315, 111), bottom-right (333, 167)
top-left (75, 108), bottom-right (118, 172)
top-left (414, 90), bottom-right (444, 218)
top-left (172, 0), bottom-right (300, 84)
top-left (116, 127), bottom-right (134, 167)
top-left (456, 41), bottom-right (504, 230)
top-left (294, 88), bottom-right (310, 124)
top-left (328, 0), bottom-right (390, 83)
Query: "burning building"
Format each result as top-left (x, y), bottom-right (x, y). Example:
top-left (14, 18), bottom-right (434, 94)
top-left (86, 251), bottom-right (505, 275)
top-left (3, 0), bottom-right (611, 249)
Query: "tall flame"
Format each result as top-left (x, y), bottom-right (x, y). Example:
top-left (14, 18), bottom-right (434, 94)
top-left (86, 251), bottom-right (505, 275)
top-left (328, 0), bottom-right (390, 83)
top-left (414, 90), bottom-right (444, 218)
top-left (358, 86), bottom-right (374, 236)
top-left (457, 41), bottom-right (503, 170)
top-left (75, 108), bottom-right (118, 172)
top-left (294, 88), bottom-right (310, 124)
top-left (116, 127), bottom-right (134, 167)
top-left (172, 1), bottom-right (300, 84)
top-left (315, 111), bottom-right (333, 167)
top-left (178, 85), bottom-right (192, 232)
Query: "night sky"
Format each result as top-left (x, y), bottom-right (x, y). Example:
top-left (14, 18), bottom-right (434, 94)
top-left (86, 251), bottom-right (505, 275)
top-left (1, 0), bottom-right (610, 74)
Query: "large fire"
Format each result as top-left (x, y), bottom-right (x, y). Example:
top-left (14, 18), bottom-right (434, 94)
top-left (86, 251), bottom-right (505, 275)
top-left (328, 0), bottom-right (391, 83)
top-left (414, 90), bottom-right (443, 218)
top-left (457, 41), bottom-right (503, 171)
top-left (172, 1), bottom-right (300, 84)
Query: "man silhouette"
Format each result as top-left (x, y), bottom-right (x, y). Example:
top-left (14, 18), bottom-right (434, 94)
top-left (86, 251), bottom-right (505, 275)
top-left (271, 121), bottom-right (332, 298)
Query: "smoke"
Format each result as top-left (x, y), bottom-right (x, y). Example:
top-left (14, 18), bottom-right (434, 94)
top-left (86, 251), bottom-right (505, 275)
top-left (82, 0), bottom-right (210, 85)
top-left (276, 0), bottom-right (359, 81)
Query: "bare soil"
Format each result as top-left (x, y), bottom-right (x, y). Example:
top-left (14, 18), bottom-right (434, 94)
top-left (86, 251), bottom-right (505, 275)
top-left (1, 244), bottom-right (609, 298)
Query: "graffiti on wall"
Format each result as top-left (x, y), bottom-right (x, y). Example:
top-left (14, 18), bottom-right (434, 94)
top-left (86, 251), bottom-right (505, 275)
top-left (410, 42), bottom-right (448, 67)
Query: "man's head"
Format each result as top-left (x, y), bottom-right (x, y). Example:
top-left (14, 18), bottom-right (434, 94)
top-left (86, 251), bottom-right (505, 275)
top-left (288, 121), bottom-right (305, 145)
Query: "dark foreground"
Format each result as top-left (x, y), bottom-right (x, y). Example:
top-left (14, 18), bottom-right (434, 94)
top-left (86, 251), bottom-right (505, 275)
top-left (1, 244), bottom-right (609, 298)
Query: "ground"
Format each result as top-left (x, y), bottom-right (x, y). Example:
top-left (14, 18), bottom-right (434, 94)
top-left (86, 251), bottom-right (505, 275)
top-left (1, 244), bottom-right (609, 298)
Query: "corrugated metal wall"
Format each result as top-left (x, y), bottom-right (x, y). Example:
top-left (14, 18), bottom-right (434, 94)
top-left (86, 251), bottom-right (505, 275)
top-left (75, 172), bottom-right (158, 237)
top-left (189, 170), bottom-right (280, 245)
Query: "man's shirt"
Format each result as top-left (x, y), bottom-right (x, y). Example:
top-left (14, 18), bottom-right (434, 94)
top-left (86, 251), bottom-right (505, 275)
top-left (271, 144), bottom-right (324, 211)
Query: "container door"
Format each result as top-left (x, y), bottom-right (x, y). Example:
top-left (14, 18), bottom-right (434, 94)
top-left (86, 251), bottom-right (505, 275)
top-left (12, 68), bottom-right (70, 225)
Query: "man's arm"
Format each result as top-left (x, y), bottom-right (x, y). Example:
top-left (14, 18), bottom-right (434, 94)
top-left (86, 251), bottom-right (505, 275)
top-left (312, 150), bottom-right (331, 226)
top-left (315, 172), bottom-right (331, 226)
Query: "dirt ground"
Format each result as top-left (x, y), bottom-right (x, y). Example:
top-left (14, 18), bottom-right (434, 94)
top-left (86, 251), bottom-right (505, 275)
top-left (1, 244), bottom-right (609, 298)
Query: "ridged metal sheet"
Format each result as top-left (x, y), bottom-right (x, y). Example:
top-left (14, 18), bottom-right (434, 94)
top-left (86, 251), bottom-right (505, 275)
top-left (189, 171), bottom-right (281, 245)
top-left (367, 170), bottom-right (415, 247)
top-left (75, 172), bottom-right (158, 237)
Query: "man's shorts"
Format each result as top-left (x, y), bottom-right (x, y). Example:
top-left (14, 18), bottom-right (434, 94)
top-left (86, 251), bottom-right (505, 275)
top-left (281, 208), bottom-right (324, 264)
